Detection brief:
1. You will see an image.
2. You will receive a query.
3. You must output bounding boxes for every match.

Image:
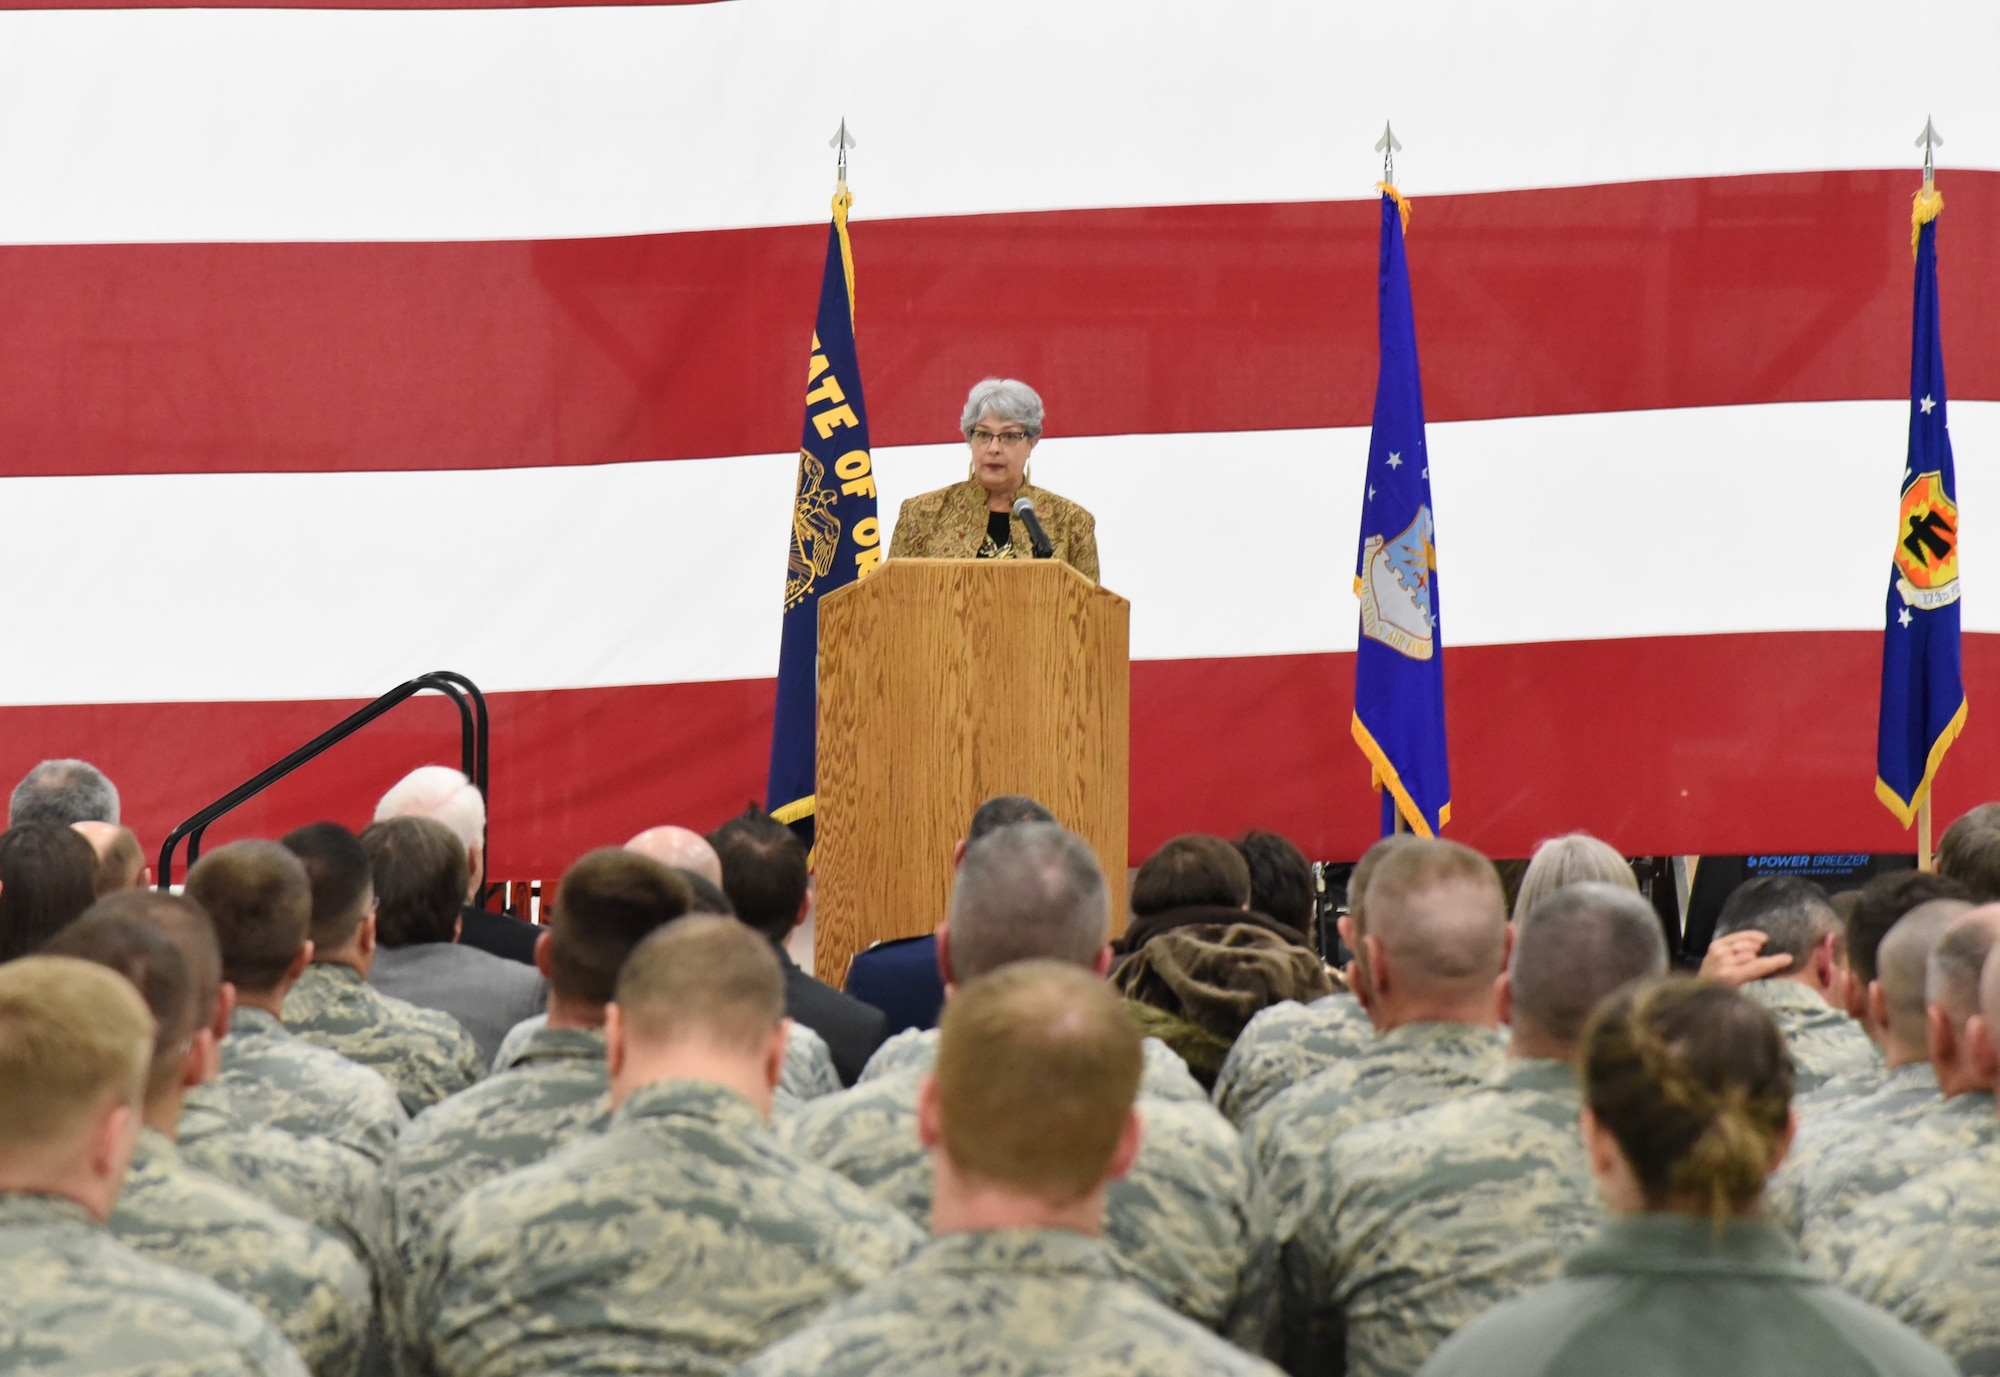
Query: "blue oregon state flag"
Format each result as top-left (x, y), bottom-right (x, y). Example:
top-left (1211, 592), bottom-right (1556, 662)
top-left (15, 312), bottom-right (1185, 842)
top-left (766, 185), bottom-right (883, 842)
top-left (1352, 187), bottom-right (1450, 837)
top-left (1876, 190), bottom-right (1966, 827)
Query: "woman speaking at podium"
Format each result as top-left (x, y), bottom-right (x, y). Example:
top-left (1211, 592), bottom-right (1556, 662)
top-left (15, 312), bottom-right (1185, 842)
top-left (886, 377), bottom-right (1099, 583)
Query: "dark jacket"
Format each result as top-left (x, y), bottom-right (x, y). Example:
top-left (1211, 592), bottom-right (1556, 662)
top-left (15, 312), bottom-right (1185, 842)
top-left (459, 904), bottom-right (541, 966)
top-left (778, 945), bottom-right (887, 1087)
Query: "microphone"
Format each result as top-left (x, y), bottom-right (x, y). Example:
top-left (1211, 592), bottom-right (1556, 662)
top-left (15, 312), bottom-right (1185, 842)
top-left (1012, 497), bottom-right (1056, 560)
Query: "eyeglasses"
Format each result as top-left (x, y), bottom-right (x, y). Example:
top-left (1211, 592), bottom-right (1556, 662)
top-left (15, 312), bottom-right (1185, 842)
top-left (969, 428), bottom-right (1032, 447)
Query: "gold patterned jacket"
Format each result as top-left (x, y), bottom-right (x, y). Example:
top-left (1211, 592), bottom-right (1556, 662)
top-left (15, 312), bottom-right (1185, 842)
top-left (886, 480), bottom-right (1099, 584)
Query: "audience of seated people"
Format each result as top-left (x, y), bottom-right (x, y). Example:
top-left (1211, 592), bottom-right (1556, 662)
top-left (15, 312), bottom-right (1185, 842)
top-left (3, 752), bottom-right (2000, 1376)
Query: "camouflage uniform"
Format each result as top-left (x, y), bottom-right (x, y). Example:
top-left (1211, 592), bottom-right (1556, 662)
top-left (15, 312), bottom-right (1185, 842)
top-left (388, 1023), bottom-right (609, 1276)
top-left (1280, 1057), bottom-right (1600, 1377)
top-left (1248, 1021), bottom-right (1506, 1232)
top-left (1795, 1091), bottom-right (1999, 1258)
top-left (1827, 1138), bottom-right (2000, 1375)
top-left (111, 1128), bottom-right (372, 1377)
top-left (1416, 1215), bottom-right (1957, 1377)
top-left (786, 1029), bottom-right (1266, 1342)
top-left (409, 1079), bottom-right (921, 1377)
top-left (283, 964), bottom-right (485, 1115)
top-left (783, 1021), bottom-right (842, 1101)
top-left (490, 1014), bottom-right (838, 1101)
top-left (0, 1192), bottom-right (310, 1377)
top-left (1740, 979), bottom-right (1880, 1094)
top-left (186, 1007), bottom-right (407, 1164)
top-left (178, 1096), bottom-right (400, 1364)
top-left (1766, 1060), bottom-right (1939, 1237)
top-left (737, 1228), bottom-right (1283, 1377)
top-left (1212, 995), bottom-right (1374, 1126)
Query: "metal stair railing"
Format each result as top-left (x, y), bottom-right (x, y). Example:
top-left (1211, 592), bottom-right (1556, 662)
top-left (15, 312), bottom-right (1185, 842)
top-left (157, 670), bottom-right (489, 888)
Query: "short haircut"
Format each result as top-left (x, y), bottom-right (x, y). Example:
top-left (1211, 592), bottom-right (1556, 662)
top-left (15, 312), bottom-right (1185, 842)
top-left (1938, 805), bottom-right (2000, 901)
top-left (1511, 882), bottom-right (1669, 1045)
top-left (0, 823), bottom-right (105, 962)
top-left (1877, 901), bottom-right (1964, 1046)
top-left (945, 822), bottom-right (1108, 982)
top-left (935, 960), bottom-right (1142, 1202)
top-left (1512, 833), bottom-right (1637, 923)
top-left (1846, 871), bottom-right (1971, 983)
top-left (1926, 908), bottom-right (2000, 1024)
top-left (614, 914), bottom-right (784, 1054)
top-left (676, 870), bottom-right (734, 916)
top-left (550, 849), bottom-right (694, 1006)
top-left (360, 816), bottom-right (467, 948)
top-left (75, 890), bottom-right (222, 1030)
top-left (0, 955), bottom-right (153, 1163)
top-left (9, 759), bottom-right (120, 828)
top-left (966, 795), bottom-right (1056, 845)
top-left (1582, 977), bottom-right (1792, 1219)
top-left (45, 906), bottom-right (199, 1104)
top-left (1361, 839), bottom-right (1509, 988)
top-left (707, 808), bottom-right (808, 944)
top-left (959, 377), bottom-right (1046, 441)
top-left (281, 822), bottom-right (375, 951)
top-left (1980, 929), bottom-right (2000, 1036)
top-left (185, 841), bottom-right (312, 992)
top-left (85, 826), bottom-right (146, 897)
top-left (374, 765), bottom-right (485, 853)
top-left (1129, 834), bottom-right (1251, 916)
top-left (1235, 830), bottom-right (1315, 938)
top-left (1713, 876), bottom-right (1839, 969)
top-left (1345, 832), bottom-right (1421, 933)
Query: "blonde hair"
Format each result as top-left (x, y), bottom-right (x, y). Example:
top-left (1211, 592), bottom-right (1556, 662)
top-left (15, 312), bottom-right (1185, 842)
top-left (0, 956), bottom-right (153, 1161)
top-left (1361, 838), bottom-right (1508, 986)
top-left (935, 961), bottom-right (1142, 1204)
top-left (1581, 977), bottom-right (1792, 1221)
top-left (1513, 833), bottom-right (1637, 923)
top-left (614, 914), bottom-right (784, 1055)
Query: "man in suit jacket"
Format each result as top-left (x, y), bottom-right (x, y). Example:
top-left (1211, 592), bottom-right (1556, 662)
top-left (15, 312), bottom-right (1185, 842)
top-left (361, 816), bottom-right (546, 1066)
top-left (375, 765), bottom-right (540, 966)
top-left (709, 809), bottom-right (885, 1085)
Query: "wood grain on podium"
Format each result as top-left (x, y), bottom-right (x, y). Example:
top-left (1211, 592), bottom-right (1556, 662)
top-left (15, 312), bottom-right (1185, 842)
top-left (815, 558), bottom-right (1130, 984)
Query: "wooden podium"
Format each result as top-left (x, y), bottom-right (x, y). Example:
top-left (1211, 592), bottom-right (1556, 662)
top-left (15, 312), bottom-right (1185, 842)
top-left (813, 558), bottom-right (1130, 983)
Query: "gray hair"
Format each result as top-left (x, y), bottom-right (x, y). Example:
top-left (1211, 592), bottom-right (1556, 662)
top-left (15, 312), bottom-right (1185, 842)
top-left (10, 760), bottom-right (120, 828)
top-left (1512, 833), bottom-right (1637, 923)
top-left (960, 378), bottom-right (1045, 441)
top-left (1714, 876), bottom-right (1838, 968)
top-left (374, 765), bottom-right (485, 853)
top-left (1510, 882), bottom-right (1668, 1045)
top-left (1927, 909), bottom-right (2000, 1023)
top-left (946, 822), bottom-right (1106, 981)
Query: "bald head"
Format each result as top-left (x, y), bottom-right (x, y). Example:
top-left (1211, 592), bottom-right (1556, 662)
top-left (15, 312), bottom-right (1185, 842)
top-left (945, 823), bottom-right (1108, 983)
top-left (1361, 838), bottom-right (1508, 999)
top-left (1879, 900), bottom-right (1965, 1048)
top-left (72, 823), bottom-right (145, 896)
top-left (624, 827), bottom-right (723, 888)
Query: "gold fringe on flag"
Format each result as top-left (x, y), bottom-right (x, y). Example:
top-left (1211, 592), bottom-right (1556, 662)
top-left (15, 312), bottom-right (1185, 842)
top-left (1376, 182), bottom-right (1412, 233)
top-left (832, 184), bottom-right (858, 323)
top-left (1911, 183), bottom-right (1944, 259)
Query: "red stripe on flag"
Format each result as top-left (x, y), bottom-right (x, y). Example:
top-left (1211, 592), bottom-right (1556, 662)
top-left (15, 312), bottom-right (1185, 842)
top-left (2, 631), bottom-right (1977, 882)
top-left (1, 170), bottom-right (1995, 478)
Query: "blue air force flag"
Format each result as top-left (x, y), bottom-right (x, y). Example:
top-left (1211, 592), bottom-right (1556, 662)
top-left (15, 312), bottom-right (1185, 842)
top-left (766, 187), bottom-right (883, 840)
top-left (1352, 188), bottom-right (1450, 837)
top-left (1876, 196), bottom-right (1966, 827)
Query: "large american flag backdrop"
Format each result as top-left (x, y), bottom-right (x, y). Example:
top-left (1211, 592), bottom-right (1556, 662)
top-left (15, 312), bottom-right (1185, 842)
top-left (2, 0), bottom-right (1995, 879)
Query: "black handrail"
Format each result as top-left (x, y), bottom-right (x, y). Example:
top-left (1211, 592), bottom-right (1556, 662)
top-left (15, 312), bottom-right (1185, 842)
top-left (158, 671), bottom-right (489, 889)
